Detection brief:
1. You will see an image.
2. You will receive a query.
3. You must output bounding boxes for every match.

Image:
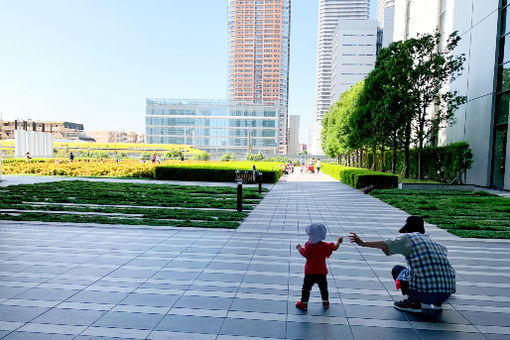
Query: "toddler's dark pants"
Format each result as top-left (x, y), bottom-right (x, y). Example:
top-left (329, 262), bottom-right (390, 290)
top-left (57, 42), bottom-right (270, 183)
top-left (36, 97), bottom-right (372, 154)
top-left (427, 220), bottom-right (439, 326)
top-left (301, 274), bottom-right (328, 302)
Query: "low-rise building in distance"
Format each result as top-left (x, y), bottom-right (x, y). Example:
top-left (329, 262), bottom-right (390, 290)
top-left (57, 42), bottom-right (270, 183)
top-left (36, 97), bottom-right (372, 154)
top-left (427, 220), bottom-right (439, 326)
top-left (0, 119), bottom-right (91, 141)
top-left (87, 130), bottom-right (145, 144)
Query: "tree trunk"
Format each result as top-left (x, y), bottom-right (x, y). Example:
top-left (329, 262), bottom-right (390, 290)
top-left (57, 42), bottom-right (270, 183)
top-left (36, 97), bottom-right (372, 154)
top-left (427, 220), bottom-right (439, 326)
top-left (381, 146), bottom-right (386, 172)
top-left (360, 149), bottom-right (364, 168)
top-left (418, 106), bottom-right (427, 180)
top-left (404, 121), bottom-right (411, 178)
top-left (371, 145), bottom-right (377, 171)
top-left (391, 132), bottom-right (397, 174)
top-left (418, 149), bottom-right (422, 180)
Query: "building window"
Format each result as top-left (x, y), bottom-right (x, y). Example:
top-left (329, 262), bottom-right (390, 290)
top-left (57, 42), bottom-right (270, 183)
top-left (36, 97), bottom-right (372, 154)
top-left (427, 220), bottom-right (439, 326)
top-left (491, 3), bottom-right (510, 188)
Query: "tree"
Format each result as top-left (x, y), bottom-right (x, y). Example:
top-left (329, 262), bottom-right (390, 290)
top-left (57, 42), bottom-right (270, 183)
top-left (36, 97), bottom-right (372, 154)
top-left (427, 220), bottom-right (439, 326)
top-left (361, 40), bottom-right (415, 174)
top-left (321, 81), bottom-right (364, 164)
top-left (406, 31), bottom-right (466, 179)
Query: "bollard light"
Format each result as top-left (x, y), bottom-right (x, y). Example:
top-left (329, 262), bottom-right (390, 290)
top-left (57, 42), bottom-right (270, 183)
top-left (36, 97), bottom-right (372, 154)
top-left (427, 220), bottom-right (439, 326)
top-left (237, 180), bottom-right (243, 212)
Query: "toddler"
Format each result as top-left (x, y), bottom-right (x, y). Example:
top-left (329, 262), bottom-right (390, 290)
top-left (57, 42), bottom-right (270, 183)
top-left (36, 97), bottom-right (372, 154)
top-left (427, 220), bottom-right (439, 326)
top-left (296, 223), bottom-right (342, 310)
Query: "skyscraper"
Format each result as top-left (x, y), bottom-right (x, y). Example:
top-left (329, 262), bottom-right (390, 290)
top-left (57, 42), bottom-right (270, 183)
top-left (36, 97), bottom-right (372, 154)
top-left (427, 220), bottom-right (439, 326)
top-left (310, 0), bottom-right (370, 155)
top-left (315, 0), bottom-right (369, 121)
top-left (227, 0), bottom-right (291, 154)
top-left (377, 0), bottom-right (394, 26)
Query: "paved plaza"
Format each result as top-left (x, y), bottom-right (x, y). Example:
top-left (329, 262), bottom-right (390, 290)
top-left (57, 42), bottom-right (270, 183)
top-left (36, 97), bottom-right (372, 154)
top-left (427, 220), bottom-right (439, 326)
top-left (0, 172), bottom-right (509, 339)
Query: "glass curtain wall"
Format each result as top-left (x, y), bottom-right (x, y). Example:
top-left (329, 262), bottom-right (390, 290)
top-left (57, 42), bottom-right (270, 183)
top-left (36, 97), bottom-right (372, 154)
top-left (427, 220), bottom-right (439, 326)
top-left (145, 99), bottom-right (278, 156)
top-left (492, 0), bottom-right (510, 188)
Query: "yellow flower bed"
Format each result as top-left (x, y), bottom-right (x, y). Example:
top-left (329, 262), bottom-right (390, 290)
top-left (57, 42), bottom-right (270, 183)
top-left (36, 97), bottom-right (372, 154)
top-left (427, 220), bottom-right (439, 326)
top-left (1, 159), bottom-right (284, 180)
top-left (0, 159), bottom-right (169, 178)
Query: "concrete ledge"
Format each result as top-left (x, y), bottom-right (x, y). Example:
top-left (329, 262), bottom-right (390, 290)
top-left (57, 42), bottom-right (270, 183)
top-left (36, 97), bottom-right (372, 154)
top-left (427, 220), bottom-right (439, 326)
top-left (398, 182), bottom-right (475, 191)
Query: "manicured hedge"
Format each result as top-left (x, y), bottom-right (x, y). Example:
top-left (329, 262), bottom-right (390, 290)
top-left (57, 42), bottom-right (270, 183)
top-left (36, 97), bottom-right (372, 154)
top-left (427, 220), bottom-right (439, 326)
top-left (320, 163), bottom-right (354, 181)
top-left (154, 165), bottom-right (281, 183)
top-left (321, 163), bottom-right (398, 189)
top-left (366, 142), bottom-right (473, 183)
top-left (341, 169), bottom-right (398, 189)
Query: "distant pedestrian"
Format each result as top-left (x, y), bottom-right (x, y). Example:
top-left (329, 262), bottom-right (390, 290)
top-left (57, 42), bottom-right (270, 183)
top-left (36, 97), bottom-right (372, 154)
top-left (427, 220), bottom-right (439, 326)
top-left (349, 216), bottom-right (455, 313)
top-left (69, 152), bottom-right (74, 163)
top-left (296, 223), bottom-right (343, 311)
top-left (316, 158), bottom-right (321, 174)
top-left (25, 152), bottom-right (31, 163)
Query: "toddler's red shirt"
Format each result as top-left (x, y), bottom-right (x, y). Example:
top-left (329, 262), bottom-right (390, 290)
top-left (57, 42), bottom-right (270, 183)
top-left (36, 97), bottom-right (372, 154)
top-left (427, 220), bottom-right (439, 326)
top-left (299, 241), bottom-right (335, 274)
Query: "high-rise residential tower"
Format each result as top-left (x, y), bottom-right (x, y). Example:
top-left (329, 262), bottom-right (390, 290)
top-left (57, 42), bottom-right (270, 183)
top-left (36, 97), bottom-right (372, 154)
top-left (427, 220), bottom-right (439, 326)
top-left (310, 0), bottom-right (369, 155)
top-left (227, 0), bottom-right (291, 154)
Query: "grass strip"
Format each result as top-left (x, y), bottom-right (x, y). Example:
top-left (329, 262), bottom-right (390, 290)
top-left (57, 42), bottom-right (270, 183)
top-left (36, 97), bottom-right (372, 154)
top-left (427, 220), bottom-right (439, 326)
top-left (370, 189), bottom-right (510, 239)
top-left (0, 180), bottom-right (265, 229)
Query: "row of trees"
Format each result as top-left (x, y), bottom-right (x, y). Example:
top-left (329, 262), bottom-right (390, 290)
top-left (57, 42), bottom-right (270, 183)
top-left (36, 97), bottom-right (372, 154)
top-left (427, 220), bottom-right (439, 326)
top-left (321, 31), bottom-right (467, 179)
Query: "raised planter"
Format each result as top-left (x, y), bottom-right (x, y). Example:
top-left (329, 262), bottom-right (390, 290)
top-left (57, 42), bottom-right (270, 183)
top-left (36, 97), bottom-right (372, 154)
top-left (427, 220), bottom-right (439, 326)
top-left (398, 182), bottom-right (475, 191)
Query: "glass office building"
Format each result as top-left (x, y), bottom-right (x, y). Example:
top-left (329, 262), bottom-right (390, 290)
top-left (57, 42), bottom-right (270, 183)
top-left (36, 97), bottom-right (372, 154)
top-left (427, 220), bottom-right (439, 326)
top-left (145, 99), bottom-right (279, 157)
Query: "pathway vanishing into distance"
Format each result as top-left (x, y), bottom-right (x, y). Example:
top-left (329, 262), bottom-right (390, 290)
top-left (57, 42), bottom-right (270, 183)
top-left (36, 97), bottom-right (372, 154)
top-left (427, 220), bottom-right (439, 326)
top-left (0, 172), bottom-right (509, 339)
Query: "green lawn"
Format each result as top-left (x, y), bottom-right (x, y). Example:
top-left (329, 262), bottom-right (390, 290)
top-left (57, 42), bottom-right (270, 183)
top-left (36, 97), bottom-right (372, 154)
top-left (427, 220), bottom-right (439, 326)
top-left (0, 180), bottom-right (268, 229)
top-left (371, 189), bottom-right (510, 239)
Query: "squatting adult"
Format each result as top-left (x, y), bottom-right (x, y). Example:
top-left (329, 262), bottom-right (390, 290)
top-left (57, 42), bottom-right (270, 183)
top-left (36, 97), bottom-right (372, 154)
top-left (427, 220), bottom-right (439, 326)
top-left (348, 216), bottom-right (456, 313)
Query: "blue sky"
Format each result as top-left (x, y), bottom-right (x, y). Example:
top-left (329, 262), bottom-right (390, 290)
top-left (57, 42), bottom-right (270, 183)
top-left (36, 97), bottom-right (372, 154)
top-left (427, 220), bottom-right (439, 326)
top-left (0, 0), bottom-right (376, 144)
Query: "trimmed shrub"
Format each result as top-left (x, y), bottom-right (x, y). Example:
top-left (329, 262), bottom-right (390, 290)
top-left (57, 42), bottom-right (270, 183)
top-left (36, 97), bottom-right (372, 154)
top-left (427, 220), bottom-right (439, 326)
top-left (341, 169), bottom-right (398, 189)
top-left (320, 163), bottom-right (353, 181)
top-left (367, 142), bottom-right (473, 183)
top-left (220, 152), bottom-right (237, 161)
top-left (190, 151), bottom-right (210, 161)
top-left (246, 151), bottom-right (265, 161)
top-left (154, 165), bottom-right (281, 183)
top-left (321, 163), bottom-right (398, 189)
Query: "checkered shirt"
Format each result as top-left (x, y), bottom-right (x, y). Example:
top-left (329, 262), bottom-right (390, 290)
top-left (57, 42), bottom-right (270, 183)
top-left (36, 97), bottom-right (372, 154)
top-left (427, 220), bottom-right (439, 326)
top-left (406, 233), bottom-right (456, 293)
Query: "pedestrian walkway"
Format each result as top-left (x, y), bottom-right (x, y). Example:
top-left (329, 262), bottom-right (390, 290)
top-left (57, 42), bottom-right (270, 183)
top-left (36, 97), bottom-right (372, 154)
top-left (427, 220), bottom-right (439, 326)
top-left (0, 172), bottom-right (509, 339)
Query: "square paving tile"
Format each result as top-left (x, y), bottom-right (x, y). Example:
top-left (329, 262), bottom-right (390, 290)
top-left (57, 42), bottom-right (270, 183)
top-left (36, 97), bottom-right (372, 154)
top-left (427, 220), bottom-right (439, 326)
top-left (121, 293), bottom-right (180, 307)
top-left (32, 308), bottom-right (105, 326)
top-left (343, 304), bottom-right (409, 321)
top-left (286, 321), bottom-right (352, 340)
top-left (173, 296), bottom-right (234, 310)
top-left (415, 329), bottom-right (489, 339)
top-left (230, 298), bottom-right (288, 314)
top-left (0, 305), bottom-right (48, 322)
top-left (350, 325), bottom-right (419, 339)
top-left (92, 311), bottom-right (164, 330)
top-left (219, 318), bottom-right (286, 338)
top-left (16, 288), bottom-right (79, 301)
top-left (67, 290), bottom-right (129, 304)
top-left (3, 332), bottom-right (75, 339)
top-left (458, 311), bottom-right (510, 327)
top-left (155, 314), bottom-right (224, 333)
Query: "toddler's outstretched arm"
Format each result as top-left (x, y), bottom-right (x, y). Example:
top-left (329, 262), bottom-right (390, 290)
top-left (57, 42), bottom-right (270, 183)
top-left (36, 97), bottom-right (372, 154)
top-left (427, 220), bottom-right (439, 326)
top-left (333, 237), bottom-right (343, 251)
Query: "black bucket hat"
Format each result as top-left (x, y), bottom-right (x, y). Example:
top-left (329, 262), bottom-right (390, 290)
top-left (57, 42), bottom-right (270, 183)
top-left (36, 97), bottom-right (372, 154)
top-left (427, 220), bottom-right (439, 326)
top-left (399, 216), bottom-right (425, 234)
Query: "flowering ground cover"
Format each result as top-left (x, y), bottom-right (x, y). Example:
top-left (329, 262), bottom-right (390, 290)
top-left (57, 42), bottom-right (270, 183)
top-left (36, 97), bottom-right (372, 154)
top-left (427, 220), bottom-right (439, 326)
top-left (0, 159), bottom-right (282, 182)
top-left (0, 180), bottom-right (267, 228)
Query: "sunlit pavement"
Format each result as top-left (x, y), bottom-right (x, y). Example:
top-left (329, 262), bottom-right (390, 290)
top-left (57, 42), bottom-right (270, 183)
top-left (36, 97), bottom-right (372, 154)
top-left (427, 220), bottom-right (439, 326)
top-left (0, 172), bottom-right (509, 339)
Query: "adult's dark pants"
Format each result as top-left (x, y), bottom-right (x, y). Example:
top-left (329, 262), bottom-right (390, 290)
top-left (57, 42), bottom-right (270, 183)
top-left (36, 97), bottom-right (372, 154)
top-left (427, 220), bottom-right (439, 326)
top-left (391, 265), bottom-right (452, 306)
top-left (301, 274), bottom-right (328, 302)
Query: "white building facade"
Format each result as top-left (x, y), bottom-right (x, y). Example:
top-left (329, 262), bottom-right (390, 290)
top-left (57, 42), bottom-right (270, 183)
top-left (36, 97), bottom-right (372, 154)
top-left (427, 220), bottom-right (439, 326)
top-left (288, 115), bottom-right (300, 155)
top-left (311, 0), bottom-right (370, 155)
top-left (393, 0), bottom-right (509, 189)
top-left (330, 19), bottom-right (377, 103)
